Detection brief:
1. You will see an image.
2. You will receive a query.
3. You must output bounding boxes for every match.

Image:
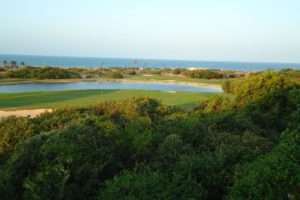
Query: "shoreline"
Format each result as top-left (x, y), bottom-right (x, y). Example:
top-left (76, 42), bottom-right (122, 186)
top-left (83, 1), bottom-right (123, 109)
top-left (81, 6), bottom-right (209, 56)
top-left (0, 78), bottom-right (222, 88)
top-left (1, 54), bottom-right (300, 70)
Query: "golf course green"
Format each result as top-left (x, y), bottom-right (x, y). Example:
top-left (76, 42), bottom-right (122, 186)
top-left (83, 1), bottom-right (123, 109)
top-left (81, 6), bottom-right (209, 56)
top-left (0, 89), bottom-right (220, 110)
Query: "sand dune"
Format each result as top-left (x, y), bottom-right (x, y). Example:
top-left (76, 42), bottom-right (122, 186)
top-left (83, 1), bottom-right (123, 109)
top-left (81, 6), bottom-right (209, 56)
top-left (0, 109), bottom-right (52, 118)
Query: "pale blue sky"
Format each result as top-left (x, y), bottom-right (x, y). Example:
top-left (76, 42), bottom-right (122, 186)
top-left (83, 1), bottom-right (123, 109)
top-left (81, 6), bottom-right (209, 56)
top-left (1, 0), bottom-right (299, 63)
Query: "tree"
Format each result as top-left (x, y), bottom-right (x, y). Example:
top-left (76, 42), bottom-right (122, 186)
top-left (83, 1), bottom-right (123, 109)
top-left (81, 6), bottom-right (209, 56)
top-left (227, 128), bottom-right (300, 200)
top-left (10, 60), bottom-right (18, 68)
top-left (143, 61), bottom-right (148, 67)
top-left (0, 122), bottom-right (125, 199)
top-left (184, 69), bottom-right (224, 79)
top-left (224, 71), bottom-right (296, 107)
top-left (100, 170), bottom-right (206, 200)
top-left (195, 95), bottom-right (232, 113)
top-left (109, 71), bottom-right (123, 79)
top-left (0, 116), bottom-right (37, 162)
top-left (6, 66), bottom-right (81, 79)
top-left (133, 59), bottom-right (138, 67)
top-left (2, 60), bottom-right (7, 67)
top-left (132, 97), bottom-right (162, 120)
top-left (20, 61), bottom-right (26, 67)
top-left (172, 68), bottom-right (182, 74)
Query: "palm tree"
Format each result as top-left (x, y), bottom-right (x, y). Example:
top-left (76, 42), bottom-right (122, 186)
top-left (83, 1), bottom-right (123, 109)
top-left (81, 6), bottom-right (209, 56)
top-left (10, 60), bottom-right (18, 68)
top-left (20, 61), bottom-right (26, 67)
top-left (143, 61), bottom-right (148, 68)
top-left (3, 60), bottom-right (7, 67)
top-left (133, 59), bottom-right (138, 67)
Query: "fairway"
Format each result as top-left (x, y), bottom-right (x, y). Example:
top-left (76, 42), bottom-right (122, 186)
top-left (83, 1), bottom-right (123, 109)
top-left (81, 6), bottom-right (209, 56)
top-left (0, 89), bottom-right (219, 110)
top-left (126, 75), bottom-right (227, 85)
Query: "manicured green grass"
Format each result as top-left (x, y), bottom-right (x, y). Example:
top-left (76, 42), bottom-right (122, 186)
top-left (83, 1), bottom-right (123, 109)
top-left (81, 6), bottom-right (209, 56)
top-left (0, 79), bottom-right (84, 85)
top-left (0, 89), bottom-right (220, 110)
top-left (126, 75), bottom-right (228, 85)
top-left (0, 79), bottom-right (33, 85)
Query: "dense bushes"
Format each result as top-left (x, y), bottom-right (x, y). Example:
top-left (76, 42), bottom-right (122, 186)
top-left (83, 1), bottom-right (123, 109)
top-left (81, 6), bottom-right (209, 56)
top-left (195, 95), bottom-right (232, 113)
top-left (124, 70), bottom-right (136, 75)
top-left (0, 72), bottom-right (299, 199)
top-left (280, 68), bottom-right (300, 78)
top-left (228, 128), bottom-right (300, 199)
top-left (0, 122), bottom-right (125, 199)
top-left (222, 70), bottom-right (296, 107)
top-left (172, 68), bottom-right (186, 75)
top-left (0, 117), bottom-right (38, 161)
top-left (5, 66), bottom-right (81, 79)
top-left (184, 69), bottom-right (224, 79)
top-left (109, 71), bottom-right (123, 79)
top-left (100, 169), bottom-right (207, 200)
top-left (121, 68), bottom-right (137, 75)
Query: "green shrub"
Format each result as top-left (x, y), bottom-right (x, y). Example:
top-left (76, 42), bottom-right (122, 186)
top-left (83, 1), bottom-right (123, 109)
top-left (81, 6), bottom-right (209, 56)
top-left (227, 128), bottom-right (300, 200)
top-left (0, 117), bottom-right (38, 161)
top-left (172, 68), bottom-right (182, 74)
top-left (5, 66), bottom-right (81, 79)
top-left (222, 70), bottom-right (296, 107)
top-left (195, 95), bottom-right (232, 113)
top-left (149, 70), bottom-right (161, 75)
top-left (124, 70), bottom-right (137, 75)
top-left (109, 71), bottom-right (123, 79)
top-left (184, 69), bottom-right (224, 79)
top-left (100, 170), bottom-right (206, 200)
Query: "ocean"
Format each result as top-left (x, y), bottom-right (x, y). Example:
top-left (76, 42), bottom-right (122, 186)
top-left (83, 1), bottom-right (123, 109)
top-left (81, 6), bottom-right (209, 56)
top-left (0, 54), bottom-right (300, 71)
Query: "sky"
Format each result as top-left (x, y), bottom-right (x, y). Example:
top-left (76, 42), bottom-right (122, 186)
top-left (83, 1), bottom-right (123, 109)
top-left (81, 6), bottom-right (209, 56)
top-left (0, 0), bottom-right (300, 63)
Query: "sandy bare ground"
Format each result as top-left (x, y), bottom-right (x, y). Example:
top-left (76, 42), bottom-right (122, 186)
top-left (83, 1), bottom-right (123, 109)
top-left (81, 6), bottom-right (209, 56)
top-left (0, 109), bottom-right (52, 118)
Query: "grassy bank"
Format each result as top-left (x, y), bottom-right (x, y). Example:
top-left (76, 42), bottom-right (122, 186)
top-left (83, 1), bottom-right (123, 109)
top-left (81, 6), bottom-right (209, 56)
top-left (126, 75), bottom-right (227, 85)
top-left (0, 78), bottom-right (84, 85)
top-left (0, 75), bottom-right (226, 86)
top-left (0, 89), bottom-right (220, 110)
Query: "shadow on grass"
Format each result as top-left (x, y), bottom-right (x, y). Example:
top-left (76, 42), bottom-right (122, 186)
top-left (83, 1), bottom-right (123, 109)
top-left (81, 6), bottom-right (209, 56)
top-left (0, 89), bottom-right (118, 109)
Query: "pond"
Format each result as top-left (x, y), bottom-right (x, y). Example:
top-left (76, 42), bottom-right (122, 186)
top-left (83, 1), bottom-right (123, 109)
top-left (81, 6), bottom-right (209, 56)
top-left (0, 81), bottom-right (222, 93)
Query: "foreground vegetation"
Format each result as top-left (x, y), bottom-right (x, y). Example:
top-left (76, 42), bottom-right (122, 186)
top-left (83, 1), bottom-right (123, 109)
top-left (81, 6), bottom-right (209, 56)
top-left (0, 70), bottom-right (299, 199)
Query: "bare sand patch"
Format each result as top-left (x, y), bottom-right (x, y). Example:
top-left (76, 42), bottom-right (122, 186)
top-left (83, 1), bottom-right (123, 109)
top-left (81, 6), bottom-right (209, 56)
top-left (164, 91), bottom-right (177, 93)
top-left (0, 109), bottom-right (52, 118)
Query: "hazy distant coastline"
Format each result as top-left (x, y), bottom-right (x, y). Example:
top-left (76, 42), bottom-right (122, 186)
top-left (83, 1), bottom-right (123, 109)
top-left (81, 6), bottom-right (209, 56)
top-left (1, 54), bottom-right (299, 71)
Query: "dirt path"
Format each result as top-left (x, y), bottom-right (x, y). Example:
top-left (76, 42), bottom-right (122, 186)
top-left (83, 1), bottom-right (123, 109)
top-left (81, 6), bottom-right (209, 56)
top-left (0, 109), bottom-right (52, 118)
